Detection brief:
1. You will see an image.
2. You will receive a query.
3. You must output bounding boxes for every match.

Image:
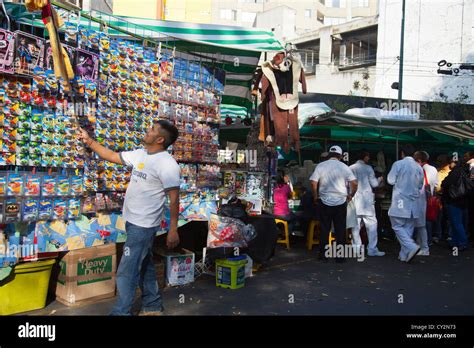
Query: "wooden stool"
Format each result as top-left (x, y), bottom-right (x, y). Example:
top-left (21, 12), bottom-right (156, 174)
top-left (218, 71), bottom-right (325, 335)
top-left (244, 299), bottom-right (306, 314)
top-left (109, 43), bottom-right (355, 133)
top-left (275, 219), bottom-right (290, 250)
top-left (306, 220), bottom-right (335, 251)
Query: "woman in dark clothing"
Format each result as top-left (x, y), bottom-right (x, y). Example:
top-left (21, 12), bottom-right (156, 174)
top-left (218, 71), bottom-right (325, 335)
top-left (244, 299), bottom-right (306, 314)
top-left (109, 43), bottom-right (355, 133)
top-left (441, 153), bottom-right (474, 251)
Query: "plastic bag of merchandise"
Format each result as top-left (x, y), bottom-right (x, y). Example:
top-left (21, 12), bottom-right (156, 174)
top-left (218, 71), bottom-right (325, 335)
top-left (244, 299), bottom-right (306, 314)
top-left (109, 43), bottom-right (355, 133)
top-left (207, 213), bottom-right (255, 248)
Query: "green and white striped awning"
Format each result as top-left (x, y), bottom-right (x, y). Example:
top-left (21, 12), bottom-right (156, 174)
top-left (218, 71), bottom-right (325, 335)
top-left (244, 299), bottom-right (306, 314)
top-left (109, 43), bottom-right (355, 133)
top-left (4, 2), bottom-right (283, 111)
top-left (220, 104), bottom-right (251, 121)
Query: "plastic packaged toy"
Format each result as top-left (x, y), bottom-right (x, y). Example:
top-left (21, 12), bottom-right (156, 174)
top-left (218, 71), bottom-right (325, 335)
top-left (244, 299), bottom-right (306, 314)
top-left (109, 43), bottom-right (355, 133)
top-left (41, 175), bottom-right (57, 197)
top-left (4, 198), bottom-right (21, 223)
top-left (57, 175), bottom-right (70, 196)
top-left (0, 29), bottom-right (15, 74)
top-left (24, 174), bottom-right (41, 196)
top-left (7, 173), bottom-right (24, 196)
top-left (14, 31), bottom-right (45, 76)
top-left (64, 22), bottom-right (78, 45)
top-left (76, 49), bottom-right (99, 80)
top-left (67, 198), bottom-right (81, 219)
top-left (53, 199), bottom-right (67, 220)
top-left (70, 175), bottom-right (84, 196)
top-left (0, 174), bottom-right (6, 196)
top-left (22, 198), bottom-right (38, 222)
top-left (38, 198), bottom-right (53, 220)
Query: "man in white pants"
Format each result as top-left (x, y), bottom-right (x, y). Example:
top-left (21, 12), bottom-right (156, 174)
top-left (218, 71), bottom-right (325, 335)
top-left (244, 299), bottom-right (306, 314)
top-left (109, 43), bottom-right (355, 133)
top-left (414, 151), bottom-right (438, 256)
top-left (349, 151), bottom-right (385, 256)
top-left (387, 144), bottom-right (424, 262)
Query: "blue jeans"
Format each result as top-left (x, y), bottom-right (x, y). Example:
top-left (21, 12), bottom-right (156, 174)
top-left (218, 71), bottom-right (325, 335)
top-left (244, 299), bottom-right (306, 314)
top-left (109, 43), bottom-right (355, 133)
top-left (446, 204), bottom-right (469, 249)
top-left (110, 222), bottom-right (163, 315)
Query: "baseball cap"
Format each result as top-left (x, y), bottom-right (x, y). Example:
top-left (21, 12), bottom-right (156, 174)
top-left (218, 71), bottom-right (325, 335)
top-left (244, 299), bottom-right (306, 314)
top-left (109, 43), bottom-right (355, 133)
top-left (329, 145), bottom-right (343, 155)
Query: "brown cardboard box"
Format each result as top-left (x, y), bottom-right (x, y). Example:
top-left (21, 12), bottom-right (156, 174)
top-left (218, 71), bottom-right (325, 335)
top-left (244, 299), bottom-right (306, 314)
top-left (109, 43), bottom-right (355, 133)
top-left (55, 244), bottom-right (116, 306)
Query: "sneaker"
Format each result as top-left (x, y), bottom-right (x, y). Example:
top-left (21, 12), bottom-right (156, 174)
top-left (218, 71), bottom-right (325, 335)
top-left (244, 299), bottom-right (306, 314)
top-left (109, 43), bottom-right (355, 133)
top-left (406, 246), bottom-right (421, 263)
top-left (398, 255), bottom-right (407, 262)
top-left (432, 237), bottom-right (440, 244)
top-left (418, 249), bottom-right (430, 256)
top-left (368, 249), bottom-right (385, 257)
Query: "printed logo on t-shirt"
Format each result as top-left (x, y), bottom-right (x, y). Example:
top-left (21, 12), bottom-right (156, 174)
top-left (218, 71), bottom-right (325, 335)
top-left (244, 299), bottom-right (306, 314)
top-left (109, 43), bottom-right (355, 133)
top-left (132, 167), bottom-right (148, 181)
top-left (138, 162), bottom-right (145, 170)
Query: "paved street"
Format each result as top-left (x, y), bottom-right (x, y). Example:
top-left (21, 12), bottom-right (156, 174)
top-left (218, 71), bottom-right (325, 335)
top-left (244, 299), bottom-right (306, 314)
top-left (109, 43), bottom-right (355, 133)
top-left (29, 238), bottom-right (474, 316)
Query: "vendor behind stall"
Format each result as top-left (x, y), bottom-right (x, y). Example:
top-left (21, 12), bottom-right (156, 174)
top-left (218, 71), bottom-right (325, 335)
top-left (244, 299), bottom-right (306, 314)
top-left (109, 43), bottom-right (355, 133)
top-left (273, 172), bottom-right (297, 234)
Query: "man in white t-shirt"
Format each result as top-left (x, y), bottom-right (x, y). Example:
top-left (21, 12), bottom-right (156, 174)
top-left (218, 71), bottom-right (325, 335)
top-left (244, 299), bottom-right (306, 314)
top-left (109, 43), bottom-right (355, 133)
top-left (310, 145), bottom-right (358, 263)
top-left (78, 120), bottom-right (180, 316)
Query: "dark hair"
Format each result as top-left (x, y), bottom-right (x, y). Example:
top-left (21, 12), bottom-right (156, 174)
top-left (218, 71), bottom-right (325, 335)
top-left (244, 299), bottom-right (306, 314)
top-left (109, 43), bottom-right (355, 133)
top-left (414, 150), bottom-right (429, 163)
top-left (401, 144), bottom-right (415, 157)
top-left (275, 171), bottom-right (286, 188)
top-left (465, 151), bottom-right (474, 159)
top-left (155, 120), bottom-right (179, 148)
top-left (359, 150), bottom-right (370, 160)
top-left (436, 154), bottom-right (451, 167)
top-left (328, 152), bottom-right (341, 159)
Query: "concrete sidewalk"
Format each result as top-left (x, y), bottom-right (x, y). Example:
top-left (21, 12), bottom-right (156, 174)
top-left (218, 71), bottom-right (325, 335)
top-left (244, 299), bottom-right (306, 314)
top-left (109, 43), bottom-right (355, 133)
top-left (28, 238), bottom-right (474, 316)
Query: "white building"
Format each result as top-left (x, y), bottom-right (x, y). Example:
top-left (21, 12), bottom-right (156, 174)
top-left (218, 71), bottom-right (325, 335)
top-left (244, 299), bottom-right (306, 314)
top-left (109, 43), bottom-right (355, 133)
top-left (293, 0), bottom-right (474, 104)
top-left (211, 0), bottom-right (378, 42)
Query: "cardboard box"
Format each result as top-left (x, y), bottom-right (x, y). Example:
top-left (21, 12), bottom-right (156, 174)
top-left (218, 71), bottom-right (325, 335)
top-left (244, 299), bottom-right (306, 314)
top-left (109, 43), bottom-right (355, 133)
top-left (158, 248), bottom-right (195, 286)
top-left (55, 244), bottom-right (116, 306)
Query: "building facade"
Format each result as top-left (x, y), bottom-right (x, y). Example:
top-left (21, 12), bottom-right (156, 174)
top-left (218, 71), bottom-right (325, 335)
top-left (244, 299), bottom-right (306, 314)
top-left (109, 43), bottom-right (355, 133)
top-left (293, 0), bottom-right (474, 105)
top-left (212, 0), bottom-right (378, 40)
top-left (113, 0), bottom-right (164, 19)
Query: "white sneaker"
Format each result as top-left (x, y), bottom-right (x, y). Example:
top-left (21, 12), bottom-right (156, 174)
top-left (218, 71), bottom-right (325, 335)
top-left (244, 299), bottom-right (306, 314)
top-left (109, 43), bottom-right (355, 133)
top-left (368, 249), bottom-right (385, 257)
top-left (406, 246), bottom-right (421, 263)
top-left (418, 249), bottom-right (430, 256)
top-left (398, 255), bottom-right (407, 262)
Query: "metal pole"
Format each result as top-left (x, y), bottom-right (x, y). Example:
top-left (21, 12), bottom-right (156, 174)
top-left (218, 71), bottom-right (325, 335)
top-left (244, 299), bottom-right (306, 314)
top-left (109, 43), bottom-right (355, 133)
top-left (396, 136), bottom-right (399, 161)
top-left (398, 0), bottom-right (406, 103)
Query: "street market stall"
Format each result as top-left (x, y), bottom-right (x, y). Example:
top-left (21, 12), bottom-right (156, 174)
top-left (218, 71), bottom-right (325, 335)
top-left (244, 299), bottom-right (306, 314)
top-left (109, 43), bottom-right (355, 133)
top-left (0, 1), bottom-right (283, 313)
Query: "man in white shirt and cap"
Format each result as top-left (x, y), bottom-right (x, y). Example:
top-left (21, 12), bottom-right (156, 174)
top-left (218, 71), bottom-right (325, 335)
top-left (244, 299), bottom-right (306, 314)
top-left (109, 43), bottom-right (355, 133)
top-left (387, 144), bottom-right (424, 262)
top-left (349, 151), bottom-right (385, 256)
top-left (310, 145), bottom-right (358, 263)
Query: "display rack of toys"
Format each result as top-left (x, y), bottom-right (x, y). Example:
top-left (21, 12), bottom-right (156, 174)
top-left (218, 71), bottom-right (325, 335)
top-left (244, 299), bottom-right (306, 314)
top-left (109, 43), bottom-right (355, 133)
top-left (1, 9), bottom-right (231, 261)
top-left (4, 11), bottom-right (241, 298)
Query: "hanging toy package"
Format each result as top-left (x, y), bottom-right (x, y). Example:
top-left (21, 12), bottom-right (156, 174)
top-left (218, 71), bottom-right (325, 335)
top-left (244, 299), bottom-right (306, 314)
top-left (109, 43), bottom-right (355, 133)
top-left (41, 175), bottom-right (57, 197)
top-left (0, 29), bottom-right (15, 74)
top-left (7, 173), bottom-right (24, 196)
top-left (14, 31), bottom-right (45, 76)
top-left (38, 198), bottom-right (53, 220)
top-left (22, 198), bottom-right (39, 222)
top-left (52, 199), bottom-right (67, 220)
top-left (4, 198), bottom-right (21, 223)
top-left (24, 173), bottom-right (41, 196)
top-left (67, 198), bottom-right (81, 220)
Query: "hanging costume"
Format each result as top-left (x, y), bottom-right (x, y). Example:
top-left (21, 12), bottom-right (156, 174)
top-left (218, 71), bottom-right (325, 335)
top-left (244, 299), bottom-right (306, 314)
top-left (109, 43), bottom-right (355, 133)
top-left (258, 52), bottom-right (307, 153)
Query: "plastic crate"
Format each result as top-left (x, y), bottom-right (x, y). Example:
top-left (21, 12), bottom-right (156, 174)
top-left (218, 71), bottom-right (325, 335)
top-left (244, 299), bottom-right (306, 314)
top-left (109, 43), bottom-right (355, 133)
top-left (0, 259), bottom-right (56, 315)
top-left (215, 256), bottom-right (247, 290)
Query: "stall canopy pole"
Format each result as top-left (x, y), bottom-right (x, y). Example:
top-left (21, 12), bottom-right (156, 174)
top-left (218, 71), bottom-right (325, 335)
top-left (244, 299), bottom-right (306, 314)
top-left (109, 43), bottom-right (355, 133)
top-left (396, 135), bottom-right (399, 160)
